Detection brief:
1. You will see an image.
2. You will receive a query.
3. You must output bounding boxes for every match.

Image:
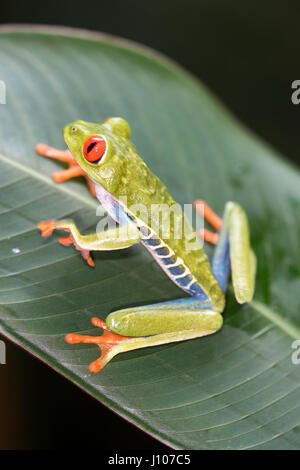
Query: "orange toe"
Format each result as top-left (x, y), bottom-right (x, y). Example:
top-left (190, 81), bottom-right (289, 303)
top-left (89, 358), bottom-right (103, 373)
top-left (65, 333), bottom-right (83, 344)
top-left (194, 200), bottom-right (222, 231)
top-left (58, 235), bottom-right (73, 246)
top-left (37, 220), bottom-right (55, 237)
top-left (35, 143), bottom-right (75, 163)
top-left (79, 249), bottom-right (95, 267)
top-left (65, 317), bottom-right (129, 373)
top-left (86, 256), bottom-right (95, 267)
top-left (199, 228), bottom-right (219, 245)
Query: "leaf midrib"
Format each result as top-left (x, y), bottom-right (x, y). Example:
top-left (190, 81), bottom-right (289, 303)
top-left (0, 152), bottom-right (97, 209)
top-left (250, 300), bottom-right (300, 340)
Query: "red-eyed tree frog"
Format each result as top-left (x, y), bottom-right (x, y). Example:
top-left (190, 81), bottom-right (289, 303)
top-left (36, 117), bottom-right (256, 373)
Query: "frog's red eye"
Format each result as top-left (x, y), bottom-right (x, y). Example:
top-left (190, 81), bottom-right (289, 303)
top-left (83, 135), bottom-right (106, 163)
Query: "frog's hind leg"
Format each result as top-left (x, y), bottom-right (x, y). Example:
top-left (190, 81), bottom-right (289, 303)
top-left (35, 143), bottom-right (95, 196)
top-left (195, 200), bottom-right (256, 303)
top-left (65, 297), bottom-right (223, 373)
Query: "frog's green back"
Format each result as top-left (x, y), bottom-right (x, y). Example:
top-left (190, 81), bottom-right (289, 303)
top-left (110, 139), bottom-right (225, 311)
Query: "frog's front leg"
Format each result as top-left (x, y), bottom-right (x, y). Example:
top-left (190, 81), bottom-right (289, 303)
top-left (36, 143), bottom-right (95, 196)
top-left (66, 298), bottom-right (223, 373)
top-left (38, 219), bottom-right (141, 267)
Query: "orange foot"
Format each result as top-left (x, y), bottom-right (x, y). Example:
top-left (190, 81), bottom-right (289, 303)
top-left (65, 317), bottom-right (129, 373)
top-left (194, 200), bottom-right (222, 245)
top-left (37, 220), bottom-right (94, 267)
top-left (36, 143), bottom-right (96, 197)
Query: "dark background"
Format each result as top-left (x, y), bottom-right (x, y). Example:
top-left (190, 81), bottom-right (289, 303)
top-left (0, 0), bottom-right (299, 450)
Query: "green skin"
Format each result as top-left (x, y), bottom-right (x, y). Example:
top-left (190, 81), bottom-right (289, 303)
top-left (45, 118), bottom-right (255, 369)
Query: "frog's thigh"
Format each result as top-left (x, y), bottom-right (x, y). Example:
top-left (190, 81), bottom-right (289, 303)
top-left (106, 303), bottom-right (223, 337)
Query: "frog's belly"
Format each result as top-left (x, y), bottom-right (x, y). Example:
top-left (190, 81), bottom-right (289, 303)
top-left (139, 226), bottom-right (208, 299)
top-left (94, 184), bottom-right (208, 299)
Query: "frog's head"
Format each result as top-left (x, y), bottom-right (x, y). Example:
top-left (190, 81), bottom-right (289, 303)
top-left (63, 117), bottom-right (139, 196)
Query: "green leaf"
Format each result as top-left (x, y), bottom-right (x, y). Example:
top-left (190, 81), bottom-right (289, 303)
top-left (0, 25), bottom-right (300, 450)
